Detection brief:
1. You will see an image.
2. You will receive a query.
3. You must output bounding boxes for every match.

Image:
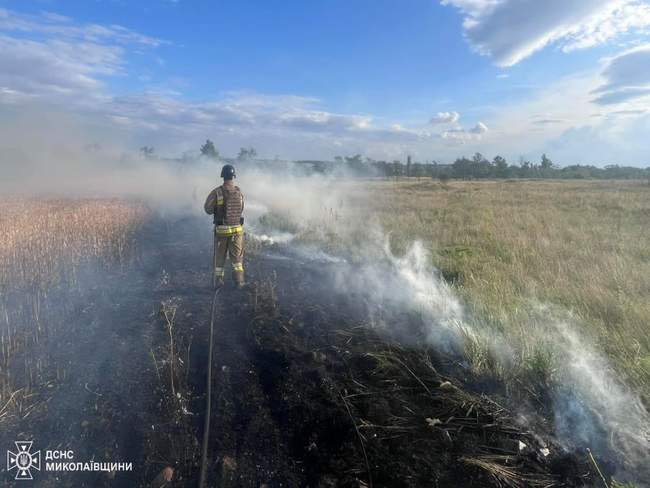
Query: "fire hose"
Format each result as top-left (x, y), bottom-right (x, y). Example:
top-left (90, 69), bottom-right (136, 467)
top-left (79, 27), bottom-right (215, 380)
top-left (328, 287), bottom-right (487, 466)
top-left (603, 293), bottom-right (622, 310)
top-left (199, 287), bottom-right (220, 487)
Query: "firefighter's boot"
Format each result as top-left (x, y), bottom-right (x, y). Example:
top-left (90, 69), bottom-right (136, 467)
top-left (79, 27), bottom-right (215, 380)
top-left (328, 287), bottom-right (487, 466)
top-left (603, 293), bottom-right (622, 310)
top-left (213, 267), bottom-right (225, 289)
top-left (232, 262), bottom-right (245, 289)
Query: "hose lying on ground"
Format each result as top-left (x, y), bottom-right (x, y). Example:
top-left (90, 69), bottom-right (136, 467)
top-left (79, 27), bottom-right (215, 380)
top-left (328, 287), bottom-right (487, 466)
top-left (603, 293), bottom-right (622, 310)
top-left (199, 287), bottom-right (220, 488)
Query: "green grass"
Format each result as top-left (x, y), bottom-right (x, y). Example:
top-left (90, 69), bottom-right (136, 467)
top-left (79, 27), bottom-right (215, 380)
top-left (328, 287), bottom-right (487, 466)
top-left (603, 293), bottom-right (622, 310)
top-left (263, 178), bottom-right (650, 407)
top-left (361, 179), bottom-right (650, 403)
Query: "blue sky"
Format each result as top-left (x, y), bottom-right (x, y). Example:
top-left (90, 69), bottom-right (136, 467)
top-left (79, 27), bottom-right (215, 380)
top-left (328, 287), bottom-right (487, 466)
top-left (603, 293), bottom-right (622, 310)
top-left (1, 0), bottom-right (650, 164)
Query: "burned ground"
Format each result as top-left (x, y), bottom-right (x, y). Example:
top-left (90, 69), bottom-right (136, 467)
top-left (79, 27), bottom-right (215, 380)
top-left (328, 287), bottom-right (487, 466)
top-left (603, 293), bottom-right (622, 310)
top-left (1, 215), bottom-right (602, 487)
top-left (143, 216), bottom-right (602, 487)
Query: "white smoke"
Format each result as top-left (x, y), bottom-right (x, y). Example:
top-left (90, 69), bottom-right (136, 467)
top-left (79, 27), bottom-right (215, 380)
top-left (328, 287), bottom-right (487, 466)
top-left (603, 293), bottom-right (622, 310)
top-left (358, 243), bottom-right (650, 479)
top-left (550, 318), bottom-right (650, 475)
top-left (260, 215), bottom-right (650, 479)
top-left (3, 106), bottom-right (648, 481)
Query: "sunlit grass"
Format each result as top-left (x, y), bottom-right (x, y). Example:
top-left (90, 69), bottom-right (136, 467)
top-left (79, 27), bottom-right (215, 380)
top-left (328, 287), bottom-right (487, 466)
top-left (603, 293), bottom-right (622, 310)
top-left (0, 198), bottom-right (149, 290)
top-left (0, 198), bottom-right (150, 406)
top-left (271, 178), bottom-right (649, 406)
top-left (355, 179), bottom-right (650, 403)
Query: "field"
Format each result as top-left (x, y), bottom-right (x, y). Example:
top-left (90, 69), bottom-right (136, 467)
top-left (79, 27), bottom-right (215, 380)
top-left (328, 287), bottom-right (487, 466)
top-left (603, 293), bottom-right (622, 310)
top-left (0, 199), bottom-right (148, 283)
top-left (0, 180), bottom-right (648, 487)
top-left (0, 198), bottom-right (149, 402)
top-left (276, 178), bottom-right (649, 408)
top-left (270, 177), bottom-right (650, 483)
top-left (352, 179), bottom-right (650, 403)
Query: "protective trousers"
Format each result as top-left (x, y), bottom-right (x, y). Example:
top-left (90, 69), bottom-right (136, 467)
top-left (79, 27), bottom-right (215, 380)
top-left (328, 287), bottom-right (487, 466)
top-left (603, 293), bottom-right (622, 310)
top-left (213, 230), bottom-right (244, 286)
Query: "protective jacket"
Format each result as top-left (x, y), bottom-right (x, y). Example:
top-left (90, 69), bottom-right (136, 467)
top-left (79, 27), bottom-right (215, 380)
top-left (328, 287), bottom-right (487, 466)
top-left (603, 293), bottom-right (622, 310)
top-left (204, 181), bottom-right (244, 235)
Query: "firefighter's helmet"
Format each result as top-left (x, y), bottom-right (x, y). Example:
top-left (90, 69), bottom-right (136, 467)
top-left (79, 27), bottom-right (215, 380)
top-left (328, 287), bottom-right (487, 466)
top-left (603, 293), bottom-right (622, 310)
top-left (221, 164), bottom-right (236, 180)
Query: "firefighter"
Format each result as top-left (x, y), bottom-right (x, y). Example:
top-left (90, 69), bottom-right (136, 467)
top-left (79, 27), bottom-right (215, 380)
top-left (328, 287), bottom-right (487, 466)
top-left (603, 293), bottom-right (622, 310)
top-left (204, 164), bottom-right (245, 288)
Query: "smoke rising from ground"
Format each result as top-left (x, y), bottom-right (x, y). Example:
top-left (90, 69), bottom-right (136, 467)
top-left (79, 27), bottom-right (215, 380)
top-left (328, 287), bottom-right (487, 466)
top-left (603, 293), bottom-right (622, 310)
top-left (550, 317), bottom-right (649, 475)
top-left (2, 111), bottom-right (648, 481)
top-left (244, 172), bottom-right (650, 480)
top-left (357, 248), bottom-right (648, 478)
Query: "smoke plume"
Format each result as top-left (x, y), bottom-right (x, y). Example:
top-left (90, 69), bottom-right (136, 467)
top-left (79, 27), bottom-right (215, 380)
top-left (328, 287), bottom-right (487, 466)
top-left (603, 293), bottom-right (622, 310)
top-left (2, 108), bottom-right (649, 482)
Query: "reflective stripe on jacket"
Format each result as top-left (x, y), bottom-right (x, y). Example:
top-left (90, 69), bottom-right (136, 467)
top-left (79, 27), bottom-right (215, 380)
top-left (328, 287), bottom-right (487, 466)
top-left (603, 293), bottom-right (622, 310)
top-left (215, 224), bottom-right (243, 236)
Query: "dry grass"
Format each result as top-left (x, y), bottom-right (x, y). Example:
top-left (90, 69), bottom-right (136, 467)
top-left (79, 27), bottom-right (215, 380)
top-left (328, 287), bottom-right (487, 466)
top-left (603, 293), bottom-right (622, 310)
top-left (0, 198), bottom-right (150, 406)
top-left (350, 179), bottom-right (650, 402)
top-left (0, 198), bottom-right (149, 290)
top-left (281, 178), bottom-right (649, 406)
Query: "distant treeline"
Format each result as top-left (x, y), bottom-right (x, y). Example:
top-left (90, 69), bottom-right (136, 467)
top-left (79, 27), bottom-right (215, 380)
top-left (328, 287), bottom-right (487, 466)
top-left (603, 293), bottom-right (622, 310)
top-left (143, 140), bottom-right (650, 180)
top-left (297, 153), bottom-right (650, 180)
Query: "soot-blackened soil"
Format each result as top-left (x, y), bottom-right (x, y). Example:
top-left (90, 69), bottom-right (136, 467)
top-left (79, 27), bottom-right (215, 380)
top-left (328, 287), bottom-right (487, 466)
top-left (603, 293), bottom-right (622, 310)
top-left (147, 217), bottom-right (598, 488)
top-left (1, 216), bottom-right (598, 487)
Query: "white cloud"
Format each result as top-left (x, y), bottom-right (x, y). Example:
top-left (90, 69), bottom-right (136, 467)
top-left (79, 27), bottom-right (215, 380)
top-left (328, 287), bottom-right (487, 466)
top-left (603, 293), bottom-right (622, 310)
top-left (0, 8), bottom-right (163, 46)
top-left (2, 6), bottom-right (647, 163)
top-left (593, 87), bottom-right (650, 104)
top-left (430, 112), bottom-right (489, 143)
top-left (441, 0), bottom-right (650, 66)
top-left (592, 44), bottom-right (650, 104)
top-left (0, 8), bottom-right (164, 107)
top-left (0, 7), bottom-right (491, 159)
top-left (442, 121), bottom-right (489, 141)
top-left (104, 92), bottom-right (377, 137)
top-left (279, 111), bottom-right (372, 131)
top-left (0, 35), bottom-right (120, 102)
top-left (610, 109), bottom-right (648, 115)
top-left (467, 67), bottom-right (650, 165)
top-left (546, 113), bottom-right (650, 164)
top-left (430, 111), bottom-right (460, 124)
top-left (562, 2), bottom-right (650, 52)
top-left (532, 118), bottom-right (565, 125)
top-left (469, 121), bottom-right (488, 134)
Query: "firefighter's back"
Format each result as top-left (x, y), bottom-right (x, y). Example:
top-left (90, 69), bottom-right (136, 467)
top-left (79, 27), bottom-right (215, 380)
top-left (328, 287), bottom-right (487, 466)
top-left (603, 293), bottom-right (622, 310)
top-left (218, 184), bottom-right (243, 226)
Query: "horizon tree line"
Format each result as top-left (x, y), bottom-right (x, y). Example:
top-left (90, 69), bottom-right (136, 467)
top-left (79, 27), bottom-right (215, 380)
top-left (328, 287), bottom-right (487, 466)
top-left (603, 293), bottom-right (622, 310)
top-left (136, 141), bottom-right (649, 180)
